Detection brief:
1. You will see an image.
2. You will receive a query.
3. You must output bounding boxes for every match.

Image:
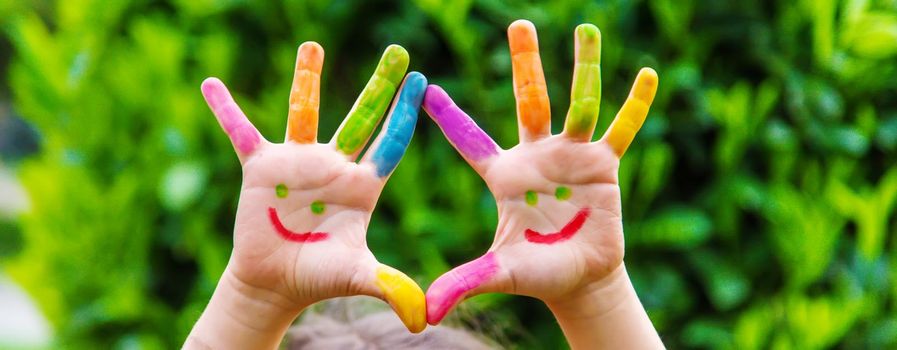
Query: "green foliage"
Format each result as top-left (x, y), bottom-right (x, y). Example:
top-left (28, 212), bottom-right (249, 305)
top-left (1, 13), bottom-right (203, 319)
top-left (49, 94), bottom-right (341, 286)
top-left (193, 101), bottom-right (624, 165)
top-left (2, 0), bottom-right (897, 348)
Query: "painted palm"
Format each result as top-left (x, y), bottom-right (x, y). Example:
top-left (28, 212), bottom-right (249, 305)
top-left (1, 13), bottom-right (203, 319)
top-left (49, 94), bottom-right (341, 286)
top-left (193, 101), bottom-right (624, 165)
top-left (202, 43), bottom-right (427, 332)
top-left (423, 20), bottom-right (658, 324)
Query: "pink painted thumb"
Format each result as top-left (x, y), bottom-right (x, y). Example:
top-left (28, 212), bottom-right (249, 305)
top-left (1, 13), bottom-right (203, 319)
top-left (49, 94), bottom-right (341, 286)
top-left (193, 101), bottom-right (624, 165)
top-left (425, 252), bottom-right (499, 325)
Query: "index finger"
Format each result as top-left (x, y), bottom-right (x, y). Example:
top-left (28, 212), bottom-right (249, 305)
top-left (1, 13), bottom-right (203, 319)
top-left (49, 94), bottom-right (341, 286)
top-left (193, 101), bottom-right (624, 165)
top-left (361, 72), bottom-right (428, 178)
top-left (422, 85), bottom-right (500, 175)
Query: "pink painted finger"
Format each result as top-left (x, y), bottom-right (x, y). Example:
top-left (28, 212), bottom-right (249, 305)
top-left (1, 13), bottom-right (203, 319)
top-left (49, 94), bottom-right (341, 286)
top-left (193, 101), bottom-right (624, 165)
top-left (201, 77), bottom-right (263, 157)
top-left (425, 252), bottom-right (500, 325)
top-left (422, 85), bottom-right (500, 173)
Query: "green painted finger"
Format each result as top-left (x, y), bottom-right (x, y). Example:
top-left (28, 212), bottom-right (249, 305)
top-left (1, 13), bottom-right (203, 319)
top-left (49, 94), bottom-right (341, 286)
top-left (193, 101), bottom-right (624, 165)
top-left (335, 45), bottom-right (410, 155)
top-left (564, 24), bottom-right (602, 141)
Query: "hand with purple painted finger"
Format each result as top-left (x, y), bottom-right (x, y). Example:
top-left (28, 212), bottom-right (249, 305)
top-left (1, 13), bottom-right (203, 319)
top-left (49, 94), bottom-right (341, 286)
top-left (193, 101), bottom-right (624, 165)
top-left (423, 20), bottom-right (664, 349)
top-left (185, 43), bottom-right (428, 349)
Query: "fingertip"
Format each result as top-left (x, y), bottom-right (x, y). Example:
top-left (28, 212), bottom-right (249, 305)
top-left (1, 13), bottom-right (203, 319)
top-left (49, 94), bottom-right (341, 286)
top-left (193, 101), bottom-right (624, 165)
top-left (508, 19), bottom-right (539, 53)
top-left (378, 44), bottom-right (410, 85)
top-left (575, 23), bottom-right (601, 41)
top-left (201, 77), bottom-right (222, 93)
top-left (410, 313), bottom-right (427, 333)
top-left (299, 40), bottom-right (323, 52)
top-left (509, 19), bottom-right (537, 34)
top-left (422, 84), bottom-right (451, 114)
top-left (425, 84), bottom-right (445, 96)
top-left (297, 41), bottom-right (325, 71)
top-left (634, 67), bottom-right (659, 101)
top-left (201, 77), bottom-right (228, 106)
top-left (401, 72), bottom-right (428, 104)
top-left (639, 67), bottom-right (659, 85)
top-left (405, 71), bottom-right (428, 90)
top-left (427, 312), bottom-right (444, 325)
top-left (384, 44), bottom-right (410, 67)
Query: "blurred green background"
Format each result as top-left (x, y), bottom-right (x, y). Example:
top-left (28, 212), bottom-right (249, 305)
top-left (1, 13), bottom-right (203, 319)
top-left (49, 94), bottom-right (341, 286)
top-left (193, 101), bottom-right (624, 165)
top-left (1, 0), bottom-right (897, 348)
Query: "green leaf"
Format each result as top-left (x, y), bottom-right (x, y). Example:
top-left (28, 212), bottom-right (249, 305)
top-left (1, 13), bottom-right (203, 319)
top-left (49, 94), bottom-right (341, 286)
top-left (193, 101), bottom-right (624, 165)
top-left (628, 207), bottom-right (712, 249)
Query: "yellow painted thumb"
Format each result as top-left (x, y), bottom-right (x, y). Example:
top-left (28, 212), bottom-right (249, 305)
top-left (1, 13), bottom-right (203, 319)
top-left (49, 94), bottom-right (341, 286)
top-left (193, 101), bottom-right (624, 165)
top-left (375, 264), bottom-right (427, 333)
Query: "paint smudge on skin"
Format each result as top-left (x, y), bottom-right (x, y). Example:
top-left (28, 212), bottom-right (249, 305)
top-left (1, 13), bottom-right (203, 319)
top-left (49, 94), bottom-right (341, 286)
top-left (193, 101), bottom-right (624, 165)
top-left (275, 183), bottom-right (288, 198)
top-left (524, 207), bottom-right (590, 244)
top-left (525, 190), bottom-right (538, 206)
top-left (336, 45), bottom-right (410, 155)
top-left (370, 72), bottom-right (427, 177)
top-left (425, 252), bottom-right (499, 325)
top-left (422, 85), bottom-right (500, 162)
top-left (555, 186), bottom-right (572, 200)
top-left (268, 207), bottom-right (328, 242)
top-left (310, 201), bottom-right (326, 215)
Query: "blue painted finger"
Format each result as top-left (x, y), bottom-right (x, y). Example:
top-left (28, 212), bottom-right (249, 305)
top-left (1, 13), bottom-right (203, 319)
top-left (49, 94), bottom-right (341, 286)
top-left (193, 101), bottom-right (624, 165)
top-left (364, 72), bottom-right (427, 177)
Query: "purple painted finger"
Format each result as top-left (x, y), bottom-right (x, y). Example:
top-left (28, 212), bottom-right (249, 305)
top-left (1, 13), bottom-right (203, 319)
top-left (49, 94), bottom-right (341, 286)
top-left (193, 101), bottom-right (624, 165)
top-left (423, 85), bottom-right (499, 165)
top-left (201, 78), bottom-right (262, 156)
top-left (425, 252), bottom-right (499, 325)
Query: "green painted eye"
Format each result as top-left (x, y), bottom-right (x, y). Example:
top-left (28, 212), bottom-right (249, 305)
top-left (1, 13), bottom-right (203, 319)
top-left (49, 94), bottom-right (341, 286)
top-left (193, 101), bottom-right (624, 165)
top-left (525, 190), bottom-right (538, 206)
top-left (555, 186), bottom-right (572, 201)
top-left (310, 200), bottom-right (326, 215)
top-left (275, 183), bottom-right (289, 198)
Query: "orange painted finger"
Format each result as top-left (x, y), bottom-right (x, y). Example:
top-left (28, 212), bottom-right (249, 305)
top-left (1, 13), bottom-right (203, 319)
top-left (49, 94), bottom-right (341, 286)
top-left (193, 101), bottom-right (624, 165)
top-left (509, 19), bottom-right (551, 142)
top-left (602, 68), bottom-right (659, 156)
top-left (286, 42), bottom-right (324, 143)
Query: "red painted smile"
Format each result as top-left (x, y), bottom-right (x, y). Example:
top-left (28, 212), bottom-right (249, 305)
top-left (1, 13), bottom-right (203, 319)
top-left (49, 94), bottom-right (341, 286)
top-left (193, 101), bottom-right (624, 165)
top-left (268, 207), bottom-right (328, 242)
top-left (524, 208), bottom-right (590, 244)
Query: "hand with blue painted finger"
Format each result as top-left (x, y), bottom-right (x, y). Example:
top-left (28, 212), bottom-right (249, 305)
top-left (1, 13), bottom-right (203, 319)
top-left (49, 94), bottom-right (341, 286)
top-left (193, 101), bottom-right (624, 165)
top-left (423, 21), bottom-right (663, 349)
top-left (185, 43), bottom-right (427, 349)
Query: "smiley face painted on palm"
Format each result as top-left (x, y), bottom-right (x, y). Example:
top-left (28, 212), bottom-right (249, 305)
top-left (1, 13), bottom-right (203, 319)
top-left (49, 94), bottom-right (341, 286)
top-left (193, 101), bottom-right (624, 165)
top-left (268, 183), bottom-right (328, 242)
top-left (521, 186), bottom-right (590, 244)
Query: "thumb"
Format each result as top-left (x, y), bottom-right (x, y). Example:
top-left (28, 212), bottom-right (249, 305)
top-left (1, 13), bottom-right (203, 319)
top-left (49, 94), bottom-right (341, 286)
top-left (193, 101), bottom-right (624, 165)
top-left (360, 262), bottom-right (427, 333)
top-left (425, 252), bottom-right (505, 325)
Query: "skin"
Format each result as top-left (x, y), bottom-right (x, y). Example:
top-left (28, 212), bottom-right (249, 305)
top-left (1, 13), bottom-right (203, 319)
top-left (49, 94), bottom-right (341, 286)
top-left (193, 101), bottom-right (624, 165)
top-left (185, 43), bottom-right (428, 349)
top-left (423, 20), bottom-right (663, 349)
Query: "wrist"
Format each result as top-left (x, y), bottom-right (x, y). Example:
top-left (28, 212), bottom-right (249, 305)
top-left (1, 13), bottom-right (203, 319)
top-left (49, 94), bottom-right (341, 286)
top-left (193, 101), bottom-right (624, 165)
top-left (545, 262), bottom-right (631, 319)
top-left (184, 267), bottom-right (306, 349)
top-left (545, 263), bottom-right (664, 349)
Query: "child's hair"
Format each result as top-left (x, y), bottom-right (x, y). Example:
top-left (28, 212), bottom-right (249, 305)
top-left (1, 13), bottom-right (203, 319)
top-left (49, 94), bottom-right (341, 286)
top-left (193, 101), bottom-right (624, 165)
top-left (286, 297), bottom-right (498, 349)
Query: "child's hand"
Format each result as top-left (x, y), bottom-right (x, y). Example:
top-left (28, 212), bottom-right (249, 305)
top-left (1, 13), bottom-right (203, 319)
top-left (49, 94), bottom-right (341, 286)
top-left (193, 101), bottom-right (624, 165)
top-left (202, 43), bottom-right (427, 333)
top-left (423, 20), bottom-right (658, 325)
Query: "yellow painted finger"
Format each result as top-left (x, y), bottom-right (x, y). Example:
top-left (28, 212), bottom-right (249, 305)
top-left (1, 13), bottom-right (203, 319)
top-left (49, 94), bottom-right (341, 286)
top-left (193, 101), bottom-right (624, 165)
top-left (509, 19), bottom-right (551, 141)
top-left (375, 264), bottom-right (426, 333)
top-left (286, 42), bottom-right (324, 143)
top-left (604, 68), bottom-right (659, 156)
